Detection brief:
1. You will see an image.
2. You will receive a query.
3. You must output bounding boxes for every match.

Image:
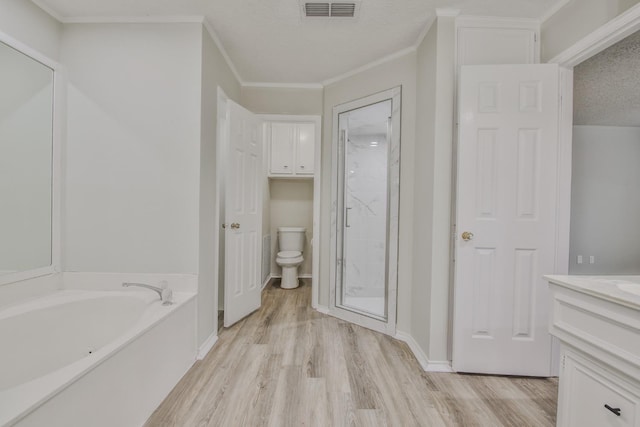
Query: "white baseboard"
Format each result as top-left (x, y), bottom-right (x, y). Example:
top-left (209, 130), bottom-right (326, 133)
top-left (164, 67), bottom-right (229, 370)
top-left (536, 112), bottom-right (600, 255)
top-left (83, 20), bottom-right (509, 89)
top-left (394, 331), bottom-right (453, 373)
top-left (262, 275), bottom-right (272, 290)
top-left (197, 332), bottom-right (218, 360)
top-left (270, 274), bottom-right (313, 279)
top-left (315, 304), bottom-right (330, 314)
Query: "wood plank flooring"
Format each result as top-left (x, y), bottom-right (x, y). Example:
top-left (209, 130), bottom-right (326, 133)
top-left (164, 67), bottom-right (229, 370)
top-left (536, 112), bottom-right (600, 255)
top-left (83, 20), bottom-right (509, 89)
top-left (145, 280), bottom-right (558, 426)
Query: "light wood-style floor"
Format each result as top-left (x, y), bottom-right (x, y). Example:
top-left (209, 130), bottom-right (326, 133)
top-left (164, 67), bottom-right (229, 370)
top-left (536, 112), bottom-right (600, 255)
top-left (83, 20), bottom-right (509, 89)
top-left (145, 280), bottom-right (558, 426)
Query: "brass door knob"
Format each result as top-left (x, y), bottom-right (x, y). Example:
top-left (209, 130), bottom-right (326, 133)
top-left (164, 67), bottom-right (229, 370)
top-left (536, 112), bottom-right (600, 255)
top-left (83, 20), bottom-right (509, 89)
top-left (461, 231), bottom-right (474, 241)
top-left (230, 223), bottom-right (240, 230)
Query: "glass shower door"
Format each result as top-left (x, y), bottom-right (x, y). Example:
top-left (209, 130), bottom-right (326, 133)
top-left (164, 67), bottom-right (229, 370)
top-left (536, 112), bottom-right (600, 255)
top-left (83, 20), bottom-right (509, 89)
top-left (331, 87), bottom-right (400, 334)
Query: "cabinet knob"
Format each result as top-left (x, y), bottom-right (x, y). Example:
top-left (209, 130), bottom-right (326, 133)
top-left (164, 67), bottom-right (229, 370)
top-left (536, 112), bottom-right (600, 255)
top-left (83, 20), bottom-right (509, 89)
top-left (300, 165), bottom-right (305, 169)
top-left (284, 165), bottom-right (289, 168)
top-left (604, 404), bottom-right (621, 416)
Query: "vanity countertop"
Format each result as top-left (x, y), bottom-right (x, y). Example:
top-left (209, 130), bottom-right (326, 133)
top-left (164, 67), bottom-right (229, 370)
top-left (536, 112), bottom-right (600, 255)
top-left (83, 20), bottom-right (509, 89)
top-left (545, 275), bottom-right (640, 311)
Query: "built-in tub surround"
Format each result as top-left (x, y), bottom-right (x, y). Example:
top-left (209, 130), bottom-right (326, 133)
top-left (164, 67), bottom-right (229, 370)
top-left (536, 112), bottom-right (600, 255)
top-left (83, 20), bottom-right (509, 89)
top-left (0, 273), bottom-right (197, 427)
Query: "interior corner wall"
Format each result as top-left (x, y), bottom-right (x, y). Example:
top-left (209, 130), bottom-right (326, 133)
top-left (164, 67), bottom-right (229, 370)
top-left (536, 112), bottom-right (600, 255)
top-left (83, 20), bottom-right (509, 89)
top-left (240, 86), bottom-right (323, 115)
top-left (412, 21), bottom-right (438, 359)
top-left (61, 23), bottom-right (203, 275)
top-left (0, 0), bottom-right (62, 61)
top-left (412, 16), bottom-right (456, 363)
top-left (198, 28), bottom-right (242, 345)
top-left (569, 125), bottom-right (640, 275)
top-left (321, 51), bottom-right (417, 334)
top-left (541, 0), bottom-right (640, 62)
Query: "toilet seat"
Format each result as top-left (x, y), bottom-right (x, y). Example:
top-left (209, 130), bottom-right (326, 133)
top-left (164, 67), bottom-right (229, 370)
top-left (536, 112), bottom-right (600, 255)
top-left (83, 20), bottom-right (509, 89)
top-left (277, 250), bottom-right (301, 259)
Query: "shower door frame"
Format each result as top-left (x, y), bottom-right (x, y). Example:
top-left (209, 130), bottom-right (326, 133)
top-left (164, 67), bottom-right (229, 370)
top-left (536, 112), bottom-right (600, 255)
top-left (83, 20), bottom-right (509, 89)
top-left (329, 86), bottom-right (401, 336)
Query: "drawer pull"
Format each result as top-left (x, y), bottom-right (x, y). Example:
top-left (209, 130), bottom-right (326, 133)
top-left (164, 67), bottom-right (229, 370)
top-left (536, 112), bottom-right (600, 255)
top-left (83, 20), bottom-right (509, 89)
top-left (604, 404), bottom-right (621, 416)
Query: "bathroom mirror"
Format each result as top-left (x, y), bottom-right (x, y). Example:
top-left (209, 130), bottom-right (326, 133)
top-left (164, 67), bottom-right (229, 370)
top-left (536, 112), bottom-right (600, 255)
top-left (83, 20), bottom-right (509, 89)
top-left (0, 40), bottom-right (54, 277)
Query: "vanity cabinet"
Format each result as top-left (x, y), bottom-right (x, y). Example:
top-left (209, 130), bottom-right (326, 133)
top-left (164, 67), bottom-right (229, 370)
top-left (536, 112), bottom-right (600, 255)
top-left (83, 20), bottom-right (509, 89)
top-left (546, 276), bottom-right (640, 427)
top-left (268, 122), bottom-right (315, 177)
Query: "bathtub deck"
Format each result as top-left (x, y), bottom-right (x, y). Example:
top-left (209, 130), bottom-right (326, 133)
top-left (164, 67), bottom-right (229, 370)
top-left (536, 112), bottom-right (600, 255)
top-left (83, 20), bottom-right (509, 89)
top-left (145, 280), bottom-right (558, 426)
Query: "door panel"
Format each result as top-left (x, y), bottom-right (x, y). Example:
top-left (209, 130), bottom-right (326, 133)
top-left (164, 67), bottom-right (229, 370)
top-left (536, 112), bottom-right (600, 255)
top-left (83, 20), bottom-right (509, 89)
top-left (453, 64), bottom-right (559, 376)
top-left (224, 100), bottom-right (262, 327)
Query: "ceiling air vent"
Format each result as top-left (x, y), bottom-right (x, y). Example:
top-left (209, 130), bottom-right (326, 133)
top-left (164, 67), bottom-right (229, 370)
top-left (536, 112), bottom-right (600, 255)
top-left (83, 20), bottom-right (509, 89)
top-left (301, 1), bottom-right (360, 18)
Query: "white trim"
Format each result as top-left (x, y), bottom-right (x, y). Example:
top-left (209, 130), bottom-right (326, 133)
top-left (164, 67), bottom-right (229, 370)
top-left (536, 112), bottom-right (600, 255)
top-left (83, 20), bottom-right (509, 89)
top-left (214, 88), bottom-right (229, 333)
top-left (60, 15), bottom-right (205, 24)
top-left (322, 47), bottom-right (415, 87)
top-left (436, 8), bottom-right (461, 18)
top-left (548, 3), bottom-right (640, 67)
top-left (395, 331), bottom-right (454, 373)
top-left (242, 81), bottom-right (324, 89)
top-left (539, 0), bottom-right (572, 23)
top-left (258, 114), bottom-right (321, 309)
top-left (197, 333), bottom-right (219, 360)
top-left (31, 0), bottom-right (65, 22)
top-left (202, 19), bottom-right (245, 86)
top-left (262, 275), bottom-right (272, 290)
top-left (329, 87), bottom-right (401, 337)
top-left (315, 305), bottom-right (330, 315)
top-left (414, 16), bottom-right (437, 47)
top-left (0, 30), bottom-right (63, 288)
top-left (456, 15), bottom-right (540, 28)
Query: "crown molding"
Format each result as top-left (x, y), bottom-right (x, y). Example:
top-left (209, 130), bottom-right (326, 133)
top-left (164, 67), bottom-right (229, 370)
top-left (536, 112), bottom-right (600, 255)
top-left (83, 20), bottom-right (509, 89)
top-left (242, 82), bottom-right (324, 89)
top-left (202, 18), bottom-right (244, 86)
top-left (539, 0), bottom-right (572, 23)
top-left (414, 15), bottom-right (437, 48)
top-left (322, 46), bottom-right (416, 87)
top-left (548, 2), bottom-right (640, 67)
top-left (436, 8), bottom-right (460, 17)
top-left (60, 15), bottom-right (205, 24)
top-left (31, 0), bottom-right (65, 22)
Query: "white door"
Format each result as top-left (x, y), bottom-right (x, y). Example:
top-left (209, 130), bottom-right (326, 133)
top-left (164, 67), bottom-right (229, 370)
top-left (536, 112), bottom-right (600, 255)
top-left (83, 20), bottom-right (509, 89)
top-left (224, 100), bottom-right (263, 327)
top-left (453, 64), bottom-right (560, 376)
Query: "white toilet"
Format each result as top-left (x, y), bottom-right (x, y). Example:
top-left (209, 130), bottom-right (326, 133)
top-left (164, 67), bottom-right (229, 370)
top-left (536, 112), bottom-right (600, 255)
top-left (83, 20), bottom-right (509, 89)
top-left (276, 227), bottom-right (306, 289)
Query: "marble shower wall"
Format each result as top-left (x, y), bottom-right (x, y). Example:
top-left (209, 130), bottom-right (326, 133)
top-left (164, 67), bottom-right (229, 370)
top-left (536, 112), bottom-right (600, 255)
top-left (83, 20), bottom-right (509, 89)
top-left (344, 132), bottom-right (388, 298)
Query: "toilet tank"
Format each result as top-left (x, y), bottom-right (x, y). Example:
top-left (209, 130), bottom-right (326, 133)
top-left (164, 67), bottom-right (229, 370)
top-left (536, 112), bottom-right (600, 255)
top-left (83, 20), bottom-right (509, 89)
top-left (277, 227), bottom-right (306, 252)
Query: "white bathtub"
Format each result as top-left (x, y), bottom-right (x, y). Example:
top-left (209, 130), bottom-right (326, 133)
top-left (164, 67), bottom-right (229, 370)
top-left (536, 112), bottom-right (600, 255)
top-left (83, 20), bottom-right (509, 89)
top-left (0, 289), bottom-right (197, 427)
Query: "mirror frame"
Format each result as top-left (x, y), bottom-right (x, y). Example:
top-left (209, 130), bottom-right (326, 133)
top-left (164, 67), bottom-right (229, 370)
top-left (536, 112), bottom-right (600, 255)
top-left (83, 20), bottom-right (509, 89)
top-left (0, 30), bottom-right (63, 287)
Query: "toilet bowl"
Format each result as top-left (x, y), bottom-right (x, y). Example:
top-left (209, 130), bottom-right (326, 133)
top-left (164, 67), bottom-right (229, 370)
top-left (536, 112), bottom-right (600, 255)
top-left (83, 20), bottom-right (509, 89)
top-left (276, 227), bottom-right (306, 289)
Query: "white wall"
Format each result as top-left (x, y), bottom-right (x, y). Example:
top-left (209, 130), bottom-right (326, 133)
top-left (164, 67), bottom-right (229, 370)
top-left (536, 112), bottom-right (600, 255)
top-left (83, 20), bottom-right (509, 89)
top-left (411, 16), bottom-right (456, 364)
top-left (570, 126), bottom-right (640, 274)
top-left (321, 52), bottom-right (417, 334)
top-left (241, 87), bottom-right (323, 115)
top-left (269, 180), bottom-right (313, 277)
top-left (0, 0), bottom-right (61, 60)
top-left (541, 0), bottom-right (639, 61)
top-left (198, 28), bottom-right (241, 343)
top-left (61, 23), bottom-right (203, 274)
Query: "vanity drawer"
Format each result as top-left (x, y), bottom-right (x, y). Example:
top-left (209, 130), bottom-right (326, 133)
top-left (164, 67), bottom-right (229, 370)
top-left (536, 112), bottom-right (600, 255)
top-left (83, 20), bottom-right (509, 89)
top-left (560, 350), bottom-right (640, 427)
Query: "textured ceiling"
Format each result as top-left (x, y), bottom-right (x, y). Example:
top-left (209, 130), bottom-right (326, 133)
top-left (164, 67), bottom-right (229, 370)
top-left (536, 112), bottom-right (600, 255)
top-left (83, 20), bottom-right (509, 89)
top-left (35, 0), bottom-right (563, 84)
top-left (574, 30), bottom-right (640, 127)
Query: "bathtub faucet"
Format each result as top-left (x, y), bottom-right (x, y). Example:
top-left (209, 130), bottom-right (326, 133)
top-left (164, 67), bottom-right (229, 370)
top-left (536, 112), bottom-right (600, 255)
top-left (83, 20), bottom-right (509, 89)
top-left (122, 282), bottom-right (173, 305)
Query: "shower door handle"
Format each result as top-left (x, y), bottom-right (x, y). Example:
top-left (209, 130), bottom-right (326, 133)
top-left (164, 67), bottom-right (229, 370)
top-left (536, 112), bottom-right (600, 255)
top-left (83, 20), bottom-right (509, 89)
top-left (346, 207), bottom-right (352, 228)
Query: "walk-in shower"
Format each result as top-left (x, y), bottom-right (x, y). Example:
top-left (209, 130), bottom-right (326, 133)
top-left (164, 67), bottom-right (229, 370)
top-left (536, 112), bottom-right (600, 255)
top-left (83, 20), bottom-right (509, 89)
top-left (330, 87), bottom-right (400, 334)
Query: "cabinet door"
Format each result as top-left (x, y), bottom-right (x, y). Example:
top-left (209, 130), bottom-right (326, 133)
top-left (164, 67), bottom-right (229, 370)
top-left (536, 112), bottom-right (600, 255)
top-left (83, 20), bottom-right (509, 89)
top-left (457, 27), bottom-right (536, 66)
top-left (295, 123), bottom-right (315, 175)
top-left (559, 351), bottom-right (639, 427)
top-left (270, 123), bottom-right (294, 174)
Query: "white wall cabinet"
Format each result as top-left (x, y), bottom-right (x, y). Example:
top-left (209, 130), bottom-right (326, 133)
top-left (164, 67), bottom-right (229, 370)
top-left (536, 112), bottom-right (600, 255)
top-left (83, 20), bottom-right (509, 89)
top-left (456, 17), bottom-right (539, 67)
top-left (268, 122), bottom-right (314, 177)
